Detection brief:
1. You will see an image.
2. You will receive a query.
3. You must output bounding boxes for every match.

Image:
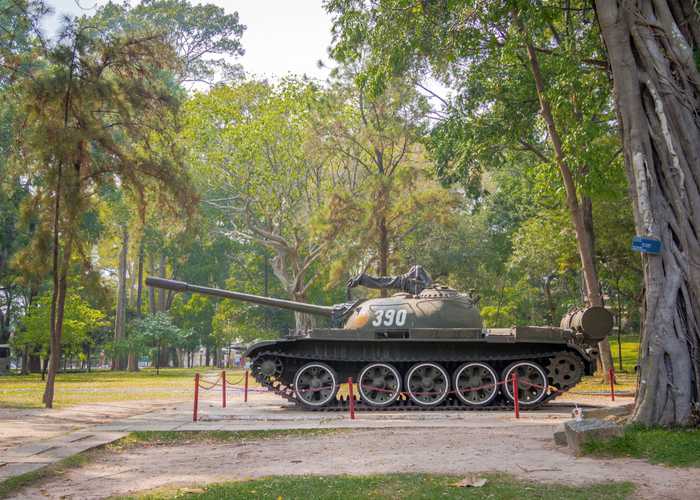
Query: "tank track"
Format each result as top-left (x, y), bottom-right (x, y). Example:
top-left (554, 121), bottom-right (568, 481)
top-left (251, 349), bottom-right (575, 412)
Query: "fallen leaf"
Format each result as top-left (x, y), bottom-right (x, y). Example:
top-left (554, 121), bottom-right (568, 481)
top-left (451, 475), bottom-right (488, 488)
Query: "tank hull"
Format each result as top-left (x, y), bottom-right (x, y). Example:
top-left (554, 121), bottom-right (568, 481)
top-left (246, 328), bottom-right (595, 410)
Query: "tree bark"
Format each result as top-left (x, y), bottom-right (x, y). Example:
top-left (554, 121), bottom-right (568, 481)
top-left (43, 39), bottom-right (78, 408)
top-left (20, 350), bottom-right (27, 375)
top-left (377, 211), bottom-right (389, 298)
top-left (157, 254), bottom-right (167, 312)
top-left (135, 239), bottom-right (144, 316)
top-left (28, 353), bottom-right (41, 373)
top-left (596, 0), bottom-right (700, 425)
top-left (516, 13), bottom-right (615, 379)
top-left (148, 257), bottom-right (157, 314)
top-left (44, 155), bottom-right (63, 407)
top-left (113, 226), bottom-right (129, 371)
top-left (43, 235), bottom-right (72, 407)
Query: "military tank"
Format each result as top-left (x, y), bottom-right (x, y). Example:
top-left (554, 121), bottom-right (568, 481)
top-left (146, 266), bottom-right (612, 411)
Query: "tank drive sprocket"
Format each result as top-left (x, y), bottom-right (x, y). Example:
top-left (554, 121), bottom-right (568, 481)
top-left (545, 352), bottom-right (585, 390)
top-left (252, 355), bottom-right (283, 385)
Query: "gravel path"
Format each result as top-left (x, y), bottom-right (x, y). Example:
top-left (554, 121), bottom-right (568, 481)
top-left (10, 427), bottom-right (698, 500)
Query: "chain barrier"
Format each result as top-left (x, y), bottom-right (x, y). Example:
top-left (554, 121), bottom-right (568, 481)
top-left (193, 367), bottom-right (630, 422)
top-left (192, 370), bottom-right (251, 422)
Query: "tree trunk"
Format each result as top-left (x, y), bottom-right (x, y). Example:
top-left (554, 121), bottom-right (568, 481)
top-left (21, 349), bottom-right (29, 375)
top-left (113, 226), bottom-right (129, 371)
top-left (543, 277), bottom-right (556, 324)
top-left (516, 14), bottom-right (614, 379)
top-left (148, 256), bottom-right (157, 315)
top-left (44, 152), bottom-right (64, 407)
top-left (127, 352), bottom-right (139, 372)
top-left (596, 0), bottom-right (700, 426)
top-left (377, 212), bottom-right (390, 298)
top-left (135, 240), bottom-right (144, 316)
top-left (292, 291), bottom-right (315, 332)
top-left (157, 254), bottom-right (167, 312)
top-left (28, 353), bottom-right (41, 373)
top-left (43, 240), bottom-right (71, 407)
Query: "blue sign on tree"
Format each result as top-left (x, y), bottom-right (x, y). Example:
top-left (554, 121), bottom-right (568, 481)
top-left (631, 236), bottom-right (662, 254)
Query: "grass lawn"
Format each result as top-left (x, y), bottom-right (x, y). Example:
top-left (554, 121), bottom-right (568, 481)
top-left (583, 426), bottom-right (700, 467)
top-left (608, 335), bottom-right (641, 374)
top-left (125, 474), bottom-right (635, 500)
top-left (575, 335), bottom-right (639, 394)
top-left (109, 429), bottom-right (345, 449)
top-left (0, 368), bottom-right (249, 409)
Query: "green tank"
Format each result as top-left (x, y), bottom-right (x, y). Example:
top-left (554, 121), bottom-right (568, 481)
top-left (146, 267), bottom-right (612, 410)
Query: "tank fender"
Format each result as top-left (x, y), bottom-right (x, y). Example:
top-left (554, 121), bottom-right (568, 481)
top-left (245, 339), bottom-right (296, 359)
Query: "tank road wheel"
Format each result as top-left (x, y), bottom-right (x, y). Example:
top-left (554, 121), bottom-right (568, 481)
top-left (502, 361), bottom-right (548, 406)
top-left (358, 363), bottom-right (401, 407)
top-left (405, 362), bottom-right (450, 407)
top-left (252, 356), bottom-right (283, 386)
top-left (293, 362), bottom-right (339, 408)
top-left (545, 352), bottom-right (584, 390)
top-left (453, 362), bottom-right (499, 406)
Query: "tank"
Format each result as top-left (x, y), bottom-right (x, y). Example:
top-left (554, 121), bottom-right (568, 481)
top-left (146, 266), bottom-right (612, 411)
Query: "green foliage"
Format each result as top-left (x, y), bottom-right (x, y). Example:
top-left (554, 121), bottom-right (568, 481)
top-left (315, 76), bottom-right (460, 282)
top-left (12, 290), bottom-right (107, 357)
top-left (84, 0), bottom-right (245, 85)
top-left (132, 312), bottom-right (184, 352)
top-left (583, 426), bottom-right (700, 467)
top-left (183, 79), bottom-right (326, 252)
top-left (326, 0), bottom-right (642, 328)
top-left (129, 473), bottom-right (634, 500)
top-left (170, 294), bottom-right (215, 350)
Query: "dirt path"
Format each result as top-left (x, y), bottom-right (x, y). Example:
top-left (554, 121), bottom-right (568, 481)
top-left (0, 401), bottom-right (183, 454)
top-left (10, 427), bottom-right (697, 500)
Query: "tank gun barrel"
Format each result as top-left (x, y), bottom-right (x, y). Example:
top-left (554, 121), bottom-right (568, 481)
top-left (145, 277), bottom-right (335, 317)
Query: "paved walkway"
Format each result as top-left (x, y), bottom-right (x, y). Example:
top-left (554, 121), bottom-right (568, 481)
top-left (0, 390), bottom-right (630, 483)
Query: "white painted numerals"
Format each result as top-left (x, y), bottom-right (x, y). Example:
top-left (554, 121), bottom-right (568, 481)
top-left (372, 309), bottom-right (407, 327)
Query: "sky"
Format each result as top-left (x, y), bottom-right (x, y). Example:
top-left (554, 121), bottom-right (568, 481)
top-left (43, 0), bottom-right (335, 80)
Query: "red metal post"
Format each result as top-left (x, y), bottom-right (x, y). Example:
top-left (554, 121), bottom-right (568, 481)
top-left (512, 372), bottom-right (520, 419)
top-left (222, 370), bottom-right (227, 408)
top-left (609, 367), bottom-right (615, 401)
top-left (244, 369), bottom-right (249, 402)
top-left (193, 372), bottom-right (200, 422)
top-left (348, 377), bottom-right (356, 420)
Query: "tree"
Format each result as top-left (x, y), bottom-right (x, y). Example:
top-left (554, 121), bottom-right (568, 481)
top-left (129, 0), bottom-right (246, 84)
top-left (131, 312), bottom-right (183, 374)
top-left (13, 289), bottom-right (107, 364)
top-left (10, 13), bottom-right (192, 407)
top-left (183, 80), bottom-right (335, 330)
top-left (170, 293), bottom-right (215, 366)
top-left (314, 75), bottom-right (458, 289)
top-left (595, 1), bottom-right (700, 425)
top-left (86, 0), bottom-right (245, 371)
top-left (326, 0), bottom-right (621, 376)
